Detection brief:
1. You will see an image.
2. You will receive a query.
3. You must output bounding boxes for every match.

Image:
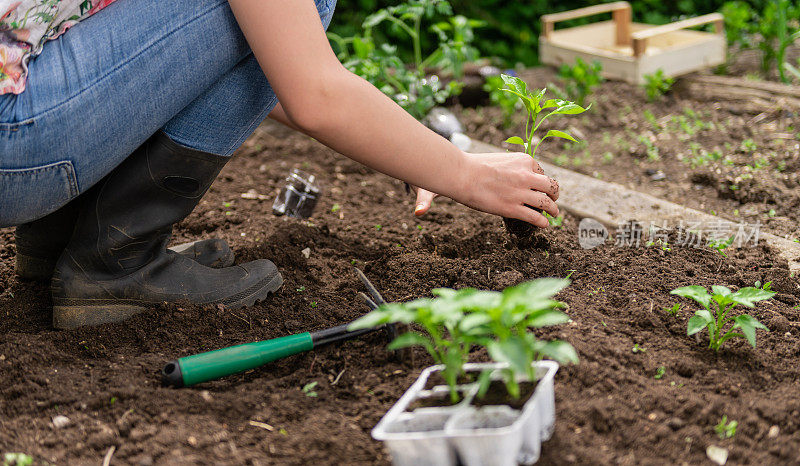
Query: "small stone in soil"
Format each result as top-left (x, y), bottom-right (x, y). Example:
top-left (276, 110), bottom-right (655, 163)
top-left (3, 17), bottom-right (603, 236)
top-left (666, 417), bottom-right (685, 430)
top-left (52, 415), bottom-right (70, 429)
top-left (768, 425), bottom-right (780, 438)
top-left (301, 248), bottom-right (311, 259)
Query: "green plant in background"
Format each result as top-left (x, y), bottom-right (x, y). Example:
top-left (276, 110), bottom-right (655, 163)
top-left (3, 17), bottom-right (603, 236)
top-left (349, 278), bottom-right (578, 402)
top-left (719, 1), bottom-right (755, 72)
top-left (328, 0), bottom-right (482, 119)
top-left (642, 69), bottom-right (675, 102)
top-left (484, 74), bottom-right (521, 127)
top-left (556, 58), bottom-right (604, 106)
top-left (755, 0), bottom-right (800, 82)
top-left (671, 285), bottom-right (773, 351)
top-left (715, 415), bottom-right (738, 439)
top-left (500, 74), bottom-right (589, 157)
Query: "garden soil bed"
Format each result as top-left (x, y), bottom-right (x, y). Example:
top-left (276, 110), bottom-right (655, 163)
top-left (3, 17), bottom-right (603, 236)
top-left (2, 119), bottom-right (800, 465)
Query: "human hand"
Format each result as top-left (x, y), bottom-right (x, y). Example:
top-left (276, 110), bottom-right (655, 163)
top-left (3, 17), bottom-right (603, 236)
top-left (452, 152), bottom-right (559, 228)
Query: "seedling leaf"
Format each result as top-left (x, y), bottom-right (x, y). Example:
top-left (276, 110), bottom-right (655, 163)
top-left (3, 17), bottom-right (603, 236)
top-left (671, 286), bottom-right (712, 309)
top-left (542, 129), bottom-right (577, 143)
top-left (505, 136), bottom-right (525, 145)
top-left (687, 310), bottom-right (714, 336)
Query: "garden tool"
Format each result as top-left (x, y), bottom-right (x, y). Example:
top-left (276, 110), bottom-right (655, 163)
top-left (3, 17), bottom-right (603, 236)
top-left (162, 268), bottom-right (397, 387)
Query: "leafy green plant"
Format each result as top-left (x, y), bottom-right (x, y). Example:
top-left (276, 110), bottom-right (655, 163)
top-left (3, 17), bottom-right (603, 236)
top-left (642, 69), bottom-right (675, 102)
top-left (755, 0), bottom-right (800, 82)
top-left (329, 0), bottom-right (483, 119)
top-left (349, 278), bottom-right (578, 402)
top-left (670, 285), bottom-right (774, 351)
top-left (665, 303), bottom-right (682, 315)
top-left (719, 1), bottom-right (755, 73)
top-left (556, 58), bottom-right (603, 106)
top-left (301, 381), bottom-right (319, 397)
top-left (654, 366), bottom-right (666, 379)
top-left (715, 415), bottom-right (738, 439)
top-left (499, 74), bottom-right (589, 158)
top-left (543, 212), bottom-right (564, 227)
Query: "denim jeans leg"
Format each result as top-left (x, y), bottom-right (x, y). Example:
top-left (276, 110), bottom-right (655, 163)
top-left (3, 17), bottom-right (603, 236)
top-left (162, 0), bottom-right (338, 156)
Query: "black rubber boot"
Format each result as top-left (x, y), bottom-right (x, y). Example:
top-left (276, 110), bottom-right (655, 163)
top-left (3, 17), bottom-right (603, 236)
top-left (15, 200), bottom-right (235, 281)
top-left (51, 131), bottom-right (282, 329)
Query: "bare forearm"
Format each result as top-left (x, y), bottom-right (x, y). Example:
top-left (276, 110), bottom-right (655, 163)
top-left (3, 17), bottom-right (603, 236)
top-left (301, 71), bottom-right (470, 201)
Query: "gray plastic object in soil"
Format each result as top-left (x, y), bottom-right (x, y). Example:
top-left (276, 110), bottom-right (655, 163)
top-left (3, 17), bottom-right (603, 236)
top-left (372, 361), bottom-right (559, 466)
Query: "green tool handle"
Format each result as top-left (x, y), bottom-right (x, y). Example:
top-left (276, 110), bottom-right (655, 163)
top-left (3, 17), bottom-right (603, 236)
top-left (162, 332), bottom-right (314, 387)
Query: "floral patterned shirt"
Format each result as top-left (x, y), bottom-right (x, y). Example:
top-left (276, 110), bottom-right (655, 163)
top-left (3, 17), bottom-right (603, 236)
top-left (0, 0), bottom-right (115, 94)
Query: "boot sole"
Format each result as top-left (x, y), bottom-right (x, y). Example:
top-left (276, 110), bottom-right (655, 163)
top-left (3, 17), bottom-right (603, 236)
top-left (52, 271), bottom-right (284, 329)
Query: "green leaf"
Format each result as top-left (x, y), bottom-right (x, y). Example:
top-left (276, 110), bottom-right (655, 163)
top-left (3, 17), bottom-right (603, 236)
top-left (536, 340), bottom-right (579, 364)
top-left (549, 103), bottom-right (588, 115)
top-left (732, 314), bottom-right (768, 347)
top-left (348, 309), bottom-right (391, 330)
top-left (459, 313), bottom-right (491, 332)
top-left (505, 136), bottom-right (525, 145)
top-left (671, 286), bottom-right (712, 309)
top-left (541, 129), bottom-right (577, 143)
top-left (387, 332), bottom-right (434, 353)
top-left (526, 308), bottom-right (570, 327)
top-left (711, 285), bottom-right (732, 297)
top-left (730, 287), bottom-right (776, 307)
top-left (487, 337), bottom-right (531, 375)
top-left (687, 309), bottom-right (714, 335)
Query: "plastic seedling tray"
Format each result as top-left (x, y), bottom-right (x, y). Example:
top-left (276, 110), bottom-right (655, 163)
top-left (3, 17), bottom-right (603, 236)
top-left (372, 361), bottom-right (559, 466)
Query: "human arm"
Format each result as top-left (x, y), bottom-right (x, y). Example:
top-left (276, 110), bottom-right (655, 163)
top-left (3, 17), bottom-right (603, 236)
top-left (228, 0), bottom-right (559, 226)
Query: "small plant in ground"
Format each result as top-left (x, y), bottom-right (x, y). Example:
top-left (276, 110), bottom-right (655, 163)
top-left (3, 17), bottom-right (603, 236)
top-left (2, 453), bottom-right (33, 466)
top-left (643, 109), bottom-right (661, 131)
top-left (556, 57), bottom-right (603, 106)
top-left (715, 415), bottom-right (738, 439)
top-left (665, 303), bottom-right (682, 316)
top-left (654, 366), bottom-right (666, 379)
top-left (637, 133), bottom-right (660, 161)
top-left (349, 278), bottom-right (578, 402)
top-left (740, 138), bottom-right (757, 153)
top-left (671, 285), bottom-right (774, 351)
top-left (543, 212), bottom-right (564, 227)
top-left (499, 74), bottom-right (589, 158)
top-left (642, 69), bottom-right (675, 102)
top-left (632, 343), bottom-right (646, 353)
top-left (708, 236), bottom-right (735, 257)
top-left (301, 381), bottom-right (319, 397)
top-left (719, 1), bottom-right (755, 73)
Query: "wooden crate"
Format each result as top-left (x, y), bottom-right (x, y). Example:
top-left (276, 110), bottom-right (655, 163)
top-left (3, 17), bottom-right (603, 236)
top-left (539, 2), bottom-right (726, 84)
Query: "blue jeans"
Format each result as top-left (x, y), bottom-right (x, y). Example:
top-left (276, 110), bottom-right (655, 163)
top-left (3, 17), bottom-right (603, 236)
top-left (0, 0), bottom-right (336, 227)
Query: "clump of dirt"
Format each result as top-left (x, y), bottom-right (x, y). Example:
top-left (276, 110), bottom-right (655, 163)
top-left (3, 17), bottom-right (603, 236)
top-left (1, 119), bottom-right (800, 465)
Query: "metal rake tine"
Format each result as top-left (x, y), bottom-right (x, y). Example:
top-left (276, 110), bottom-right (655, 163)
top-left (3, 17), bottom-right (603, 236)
top-left (357, 292), bottom-right (379, 311)
top-left (355, 268), bottom-right (386, 305)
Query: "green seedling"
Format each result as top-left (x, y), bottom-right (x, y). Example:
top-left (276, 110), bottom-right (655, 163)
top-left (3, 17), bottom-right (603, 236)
top-left (349, 278), bottom-right (578, 402)
top-left (671, 285), bottom-right (773, 351)
top-left (2, 454), bottom-right (33, 466)
top-left (754, 281), bottom-right (772, 291)
top-left (715, 415), bottom-right (738, 439)
top-left (643, 109), bottom-right (661, 131)
top-left (637, 133), bottom-right (660, 161)
top-left (642, 69), bottom-right (675, 102)
top-left (500, 74), bottom-right (589, 158)
top-left (665, 303), bottom-right (682, 316)
top-left (301, 381), bottom-right (319, 397)
top-left (310, 301), bottom-right (318, 308)
top-left (544, 212), bottom-right (564, 227)
top-left (296, 286), bottom-right (306, 292)
top-left (740, 138), bottom-right (757, 153)
top-left (654, 366), bottom-right (666, 379)
top-left (375, 224), bottom-right (383, 231)
top-left (556, 57), bottom-right (603, 106)
top-left (632, 343), bottom-right (646, 353)
top-left (331, 203), bottom-right (341, 213)
top-left (708, 236), bottom-right (735, 257)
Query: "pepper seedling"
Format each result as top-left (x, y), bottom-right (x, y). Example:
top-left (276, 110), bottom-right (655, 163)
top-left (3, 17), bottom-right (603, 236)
top-left (348, 278), bottom-right (578, 402)
top-left (499, 74), bottom-right (589, 158)
top-left (670, 285), bottom-right (773, 351)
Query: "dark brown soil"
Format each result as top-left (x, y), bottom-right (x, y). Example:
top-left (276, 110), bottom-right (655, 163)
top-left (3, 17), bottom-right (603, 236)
top-left (463, 53), bottom-right (800, 240)
top-left (472, 380), bottom-right (537, 411)
top-left (2, 118), bottom-right (800, 465)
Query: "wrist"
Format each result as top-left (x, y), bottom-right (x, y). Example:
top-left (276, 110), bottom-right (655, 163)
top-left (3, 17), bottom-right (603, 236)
top-left (452, 150), bottom-right (478, 207)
